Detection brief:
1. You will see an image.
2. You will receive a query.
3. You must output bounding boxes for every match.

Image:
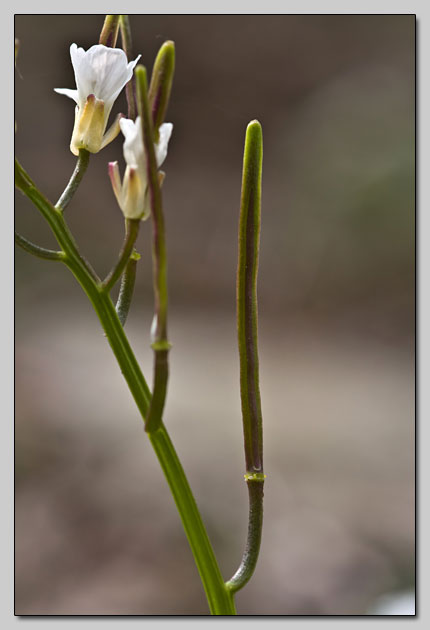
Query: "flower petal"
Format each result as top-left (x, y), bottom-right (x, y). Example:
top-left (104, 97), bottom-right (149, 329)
top-left (155, 122), bottom-right (173, 167)
top-left (119, 116), bottom-right (138, 140)
top-left (54, 88), bottom-right (79, 103)
top-left (72, 44), bottom-right (140, 110)
top-left (120, 117), bottom-right (145, 169)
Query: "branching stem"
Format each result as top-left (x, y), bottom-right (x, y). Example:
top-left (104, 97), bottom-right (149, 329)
top-left (15, 157), bottom-right (236, 616)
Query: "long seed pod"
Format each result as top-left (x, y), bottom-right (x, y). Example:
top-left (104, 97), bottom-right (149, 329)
top-left (99, 15), bottom-right (120, 47)
top-left (148, 41), bottom-right (175, 141)
top-left (226, 120), bottom-right (265, 594)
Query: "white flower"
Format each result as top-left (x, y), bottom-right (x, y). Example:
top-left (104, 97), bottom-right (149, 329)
top-left (55, 43), bottom-right (141, 156)
top-left (109, 117), bottom-right (173, 220)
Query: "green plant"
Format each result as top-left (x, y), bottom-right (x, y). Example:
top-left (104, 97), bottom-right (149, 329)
top-left (15, 15), bottom-right (265, 615)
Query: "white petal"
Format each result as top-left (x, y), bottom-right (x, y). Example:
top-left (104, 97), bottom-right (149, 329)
top-left (69, 43), bottom-right (89, 105)
top-left (155, 122), bottom-right (173, 167)
top-left (119, 117), bottom-right (138, 140)
top-left (73, 44), bottom-right (140, 110)
top-left (126, 57), bottom-right (141, 83)
top-left (100, 51), bottom-right (140, 107)
top-left (54, 88), bottom-right (79, 103)
top-left (70, 42), bottom-right (86, 67)
top-left (120, 117), bottom-right (145, 169)
top-left (59, 43), bottom-right (141, 123)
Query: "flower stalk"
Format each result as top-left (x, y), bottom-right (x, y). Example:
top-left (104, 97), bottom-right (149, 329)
top-left (15, 231), bottom-right (65, 262)
top-left (136, 65), bottom-right (170, 434)
top-left (101, 218), bottom-right (140, 292)
top-left (55, 149), bottom-right (90, 211)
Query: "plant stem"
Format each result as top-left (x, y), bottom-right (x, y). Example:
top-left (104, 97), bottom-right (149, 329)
top-left (16, 158), bottom-right (151, 410)
top-left (115, 251), bottom-right (140, 326)
top-left (15, 231), bottom-right (65, 261)
top-left (136, 66), bottom-right (170, 434)
top-left (55, 149), bottom-right (90, 212)
top-left (15, 158), bottom-right (236, 615)
top-left (101, 218), bottom-right (140, 292)
top-left (226, 480), bottom-right (264, 593)
top-left (150, 425), bottom-right (237, 615)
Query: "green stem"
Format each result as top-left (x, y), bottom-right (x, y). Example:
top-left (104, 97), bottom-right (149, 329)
top-left (55, 149), bottom-right (90, 212)
top-left (226, 480), bottom-right (264, 593)
top-left (136, 66), bottom-right (170, 434)
top-left (15, 231), bottom-right (65, 261)
top-left (115, 250), bottom-right (140, 326)
top-left (15, 160), bottom-right (100, 283)
top-left (15, 158), bottom-right (236, 615)
top-left (101, 218), bottom-right (140, 292)
top-left (150, 425), bottom-right (237, 615)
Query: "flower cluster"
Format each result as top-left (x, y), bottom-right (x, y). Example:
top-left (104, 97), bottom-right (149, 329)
top-left (55, 43), bottom-right (172, 220)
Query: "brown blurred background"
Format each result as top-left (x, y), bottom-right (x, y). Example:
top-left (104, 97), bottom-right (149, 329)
top-left (15, 15), bottom-right (415, 615)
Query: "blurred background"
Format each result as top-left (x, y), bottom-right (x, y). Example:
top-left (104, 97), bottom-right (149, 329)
top-left (15, 14), bottom-right (415, 615)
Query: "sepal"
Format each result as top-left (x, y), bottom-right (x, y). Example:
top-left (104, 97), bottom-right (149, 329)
top-left (70, 94), bottom-right (105, 156)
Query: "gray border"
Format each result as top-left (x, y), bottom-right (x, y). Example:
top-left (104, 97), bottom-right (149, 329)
top-left (8, 2), bottom-right (423, 627)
